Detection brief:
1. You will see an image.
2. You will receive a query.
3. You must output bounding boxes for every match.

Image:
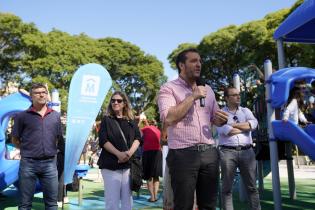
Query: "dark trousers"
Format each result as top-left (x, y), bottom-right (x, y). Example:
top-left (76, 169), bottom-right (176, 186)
top-left (57, 172), bottom-right (65, 202)
top-left (57, 152), bottom-right (65, 202)
top-left (167, 147), bottom-right (219, 210)
top-left (18, 157), bottom-right (58, 210)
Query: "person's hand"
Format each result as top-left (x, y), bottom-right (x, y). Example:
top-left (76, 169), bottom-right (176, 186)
top-left (213, 110), bottom-right (229, 126)
top-left (125, 150), bottom-right (132, 158)
top-left (117, 151), bottom-right (129, 163)
top-left (304, 121), bottom-right (312, 125)
top-left (192, 86), bottom-right (206, 100)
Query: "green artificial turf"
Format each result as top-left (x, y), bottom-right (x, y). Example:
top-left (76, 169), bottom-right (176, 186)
top-left (232, 179), bottom-right (315, 210)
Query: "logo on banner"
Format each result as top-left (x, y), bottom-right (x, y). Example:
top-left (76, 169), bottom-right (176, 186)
top-left (81, 75), bottom-right (100, 97)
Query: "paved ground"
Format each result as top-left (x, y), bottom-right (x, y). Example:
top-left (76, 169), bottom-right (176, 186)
top-left (266, 162), bottom-right (315, 179)
top-left (87, 163), bottom-right (315, 181)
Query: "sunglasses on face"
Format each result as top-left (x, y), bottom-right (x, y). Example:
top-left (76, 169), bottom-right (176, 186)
top-left (111, 99), bottom-right (123, 104)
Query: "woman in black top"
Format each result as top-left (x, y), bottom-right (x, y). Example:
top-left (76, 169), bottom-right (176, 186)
top-left (97, 91), bottom-right (141, 210)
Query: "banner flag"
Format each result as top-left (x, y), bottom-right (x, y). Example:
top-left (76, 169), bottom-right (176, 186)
top-left (64, 63), bottom-right (112, 184)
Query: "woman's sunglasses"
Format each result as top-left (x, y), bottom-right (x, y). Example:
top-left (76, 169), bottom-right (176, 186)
top-left (111, 99), bottom-right (123, 104)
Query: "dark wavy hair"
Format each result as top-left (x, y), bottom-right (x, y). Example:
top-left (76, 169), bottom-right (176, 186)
top-left (106, 91), bottom-right (134, 120)
top-left (175, 48), bottom-right (200, 74)
top-left (287, 87), bottom-right (304, 108)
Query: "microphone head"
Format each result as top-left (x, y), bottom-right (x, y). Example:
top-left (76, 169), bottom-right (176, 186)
top-left (196, 77), bottom-right (206, 86)
top-left (196, 76), bottom-right (206, 107)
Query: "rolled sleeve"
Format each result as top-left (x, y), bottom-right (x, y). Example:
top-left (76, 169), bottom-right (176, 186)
top-left (216, 124), bottom-right (233, 135)
top-left (157, 84), bottom-right (176, 121)
top-left (207, 86), bottom-right (220, 122)
top-left (244, 108), bottom-right (258, 130)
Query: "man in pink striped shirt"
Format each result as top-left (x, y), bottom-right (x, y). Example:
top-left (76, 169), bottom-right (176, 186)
top-left (158, 48), bottom-right (228, 210)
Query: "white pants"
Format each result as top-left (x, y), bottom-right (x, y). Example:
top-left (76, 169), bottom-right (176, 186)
top-left (101, 168), bottom-right (132, 210)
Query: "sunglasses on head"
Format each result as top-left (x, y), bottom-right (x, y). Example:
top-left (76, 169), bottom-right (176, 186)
top-left (111, 99), bottom-right (123, 103)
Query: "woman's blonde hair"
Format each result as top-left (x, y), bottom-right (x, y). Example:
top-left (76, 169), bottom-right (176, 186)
top-left (107, 91), bottom-right (134, 120)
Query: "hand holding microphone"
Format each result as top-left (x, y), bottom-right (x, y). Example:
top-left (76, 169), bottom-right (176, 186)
top-left (194, 77), bottom-right (206, 107)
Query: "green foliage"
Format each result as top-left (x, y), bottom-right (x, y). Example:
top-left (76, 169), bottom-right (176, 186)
top-left (198, 25), bottom-right (241, 92)
top-left (167, 43), bottom-right (198, 70)
top-left (0, 13), bottom-right (38, 84)
top-left (168, 2), bottom-right (315, 108)
top-left (0, 13), bottom-right (164, 116)
top-left (95, 37), bottom-right (164, 115)
top-left (144, 106), bottom-right (158, 121)
top-left (285, 0), bottom-right (304, 19)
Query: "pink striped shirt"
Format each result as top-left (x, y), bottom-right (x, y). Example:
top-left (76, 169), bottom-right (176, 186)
top-left (157, 77), bottom-right (219, 149)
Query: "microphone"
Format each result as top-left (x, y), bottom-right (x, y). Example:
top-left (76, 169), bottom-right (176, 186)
top-left (196, 77), bottom-right (206, 107)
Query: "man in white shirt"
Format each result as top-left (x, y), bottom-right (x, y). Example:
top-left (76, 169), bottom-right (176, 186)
top-left (217, 87), bottom-right (261, 210)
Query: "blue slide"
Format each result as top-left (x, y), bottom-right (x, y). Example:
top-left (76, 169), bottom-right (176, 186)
top-left (0, 92), bottom-right (31, 192)
top-left (272, 121), bottom-right (315, 160)
top-left (270, 67), bottom-right (315, 161)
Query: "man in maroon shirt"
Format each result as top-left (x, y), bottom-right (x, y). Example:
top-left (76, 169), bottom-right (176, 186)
top-left (12, 83), bottom-right (63, 210)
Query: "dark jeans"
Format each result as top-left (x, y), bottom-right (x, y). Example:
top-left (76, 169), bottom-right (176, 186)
top-left (57, 172), bottom-right (65, 202)
top-left (219, 148), bottom-right (261, 210)
top-left (57, 152), bottom-right (65, 202)
top-left (167, 147), bottom-right (219, 210)
top-left (18, 157), bottom-right (58, 210)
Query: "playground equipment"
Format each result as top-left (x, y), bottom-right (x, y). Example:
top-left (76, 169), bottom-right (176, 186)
top-left (74, 164), bottom-right (90, 206)
top-left (272, 121), bottom-right (315, 159)
top-left (265, 63), bottom-right (315, 208)
top-left (271, 1), bottom-right (315, 209)
top-left (270, 67), bottom-right (315, 161)
top-left (0, 92), bottom-right (31, 192)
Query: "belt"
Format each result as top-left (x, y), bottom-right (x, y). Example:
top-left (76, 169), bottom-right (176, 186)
top-left (25, 156), bottom-right (55, 160)
top-left (220, 145), bottom-right (252, 151)
top-left (181, 144), bottom-right (215, 152)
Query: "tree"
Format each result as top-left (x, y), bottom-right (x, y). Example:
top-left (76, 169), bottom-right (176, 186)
top-left (167, 43), bottom-right (198, 70)
top-left (96, 38), bottom-right (164, 115)
top-left (0, 14), bottom-right (165, 116)
top-left (14, 30), bottom-right (100, 110)
top-left (0, 13), bottom-right (38, 85)
top-left (168, 2), bottom-right (315, 107)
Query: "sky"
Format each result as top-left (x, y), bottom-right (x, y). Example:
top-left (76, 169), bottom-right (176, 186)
top-left (2, 0), bottom-right (297, 80)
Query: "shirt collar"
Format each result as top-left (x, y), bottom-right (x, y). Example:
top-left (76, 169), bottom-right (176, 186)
top-left (225, 106), bottom-right (240, 114)
top-left (27, 105), bottom-right (54, 116)
top-left (177, 76), bottom-right (192, 89)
